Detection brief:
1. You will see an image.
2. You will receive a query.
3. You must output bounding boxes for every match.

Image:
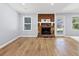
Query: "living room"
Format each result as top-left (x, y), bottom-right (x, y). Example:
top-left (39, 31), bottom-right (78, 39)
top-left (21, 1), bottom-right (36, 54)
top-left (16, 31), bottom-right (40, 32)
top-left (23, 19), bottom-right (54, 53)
top-left (0, 3), bottom-right (79, 56)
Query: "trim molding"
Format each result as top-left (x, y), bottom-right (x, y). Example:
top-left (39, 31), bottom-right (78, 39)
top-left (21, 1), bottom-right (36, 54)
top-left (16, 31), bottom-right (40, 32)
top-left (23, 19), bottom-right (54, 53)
top-left (20, 35), bottom-right (37, 37)
top-left (0, 36), bottom-right (20, 49)
top-left (70, 36), bottom-right (79, 42)
top-left (65, 36), bottom-right (79, 42)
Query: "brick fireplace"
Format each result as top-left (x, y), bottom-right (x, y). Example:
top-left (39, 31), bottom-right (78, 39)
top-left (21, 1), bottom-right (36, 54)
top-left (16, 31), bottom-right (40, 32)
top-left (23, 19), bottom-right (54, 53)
top-left (38, 14), bottom-right (55, 37)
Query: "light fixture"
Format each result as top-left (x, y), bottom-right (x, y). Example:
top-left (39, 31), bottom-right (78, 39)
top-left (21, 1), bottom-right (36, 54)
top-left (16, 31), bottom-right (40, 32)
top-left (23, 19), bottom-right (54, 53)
top-left (22, 3), bottom-right (25, 5)
top-left (51, 3), bottom-right (54, 6)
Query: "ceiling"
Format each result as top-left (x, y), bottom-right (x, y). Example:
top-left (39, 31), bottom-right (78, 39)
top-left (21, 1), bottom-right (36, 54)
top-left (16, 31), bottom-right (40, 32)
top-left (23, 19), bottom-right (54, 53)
top-left (8, 3), bottom-right (79, 14)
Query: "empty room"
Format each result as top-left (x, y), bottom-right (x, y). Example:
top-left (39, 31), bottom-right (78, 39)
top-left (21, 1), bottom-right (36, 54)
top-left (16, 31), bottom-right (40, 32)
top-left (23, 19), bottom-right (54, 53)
top-left (0, 3), bottom-right (79, 56)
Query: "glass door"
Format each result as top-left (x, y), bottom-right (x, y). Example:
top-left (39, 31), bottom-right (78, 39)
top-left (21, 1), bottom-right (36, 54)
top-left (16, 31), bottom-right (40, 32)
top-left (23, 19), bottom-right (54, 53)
top-left (56, 16), bottom-right (64, 36)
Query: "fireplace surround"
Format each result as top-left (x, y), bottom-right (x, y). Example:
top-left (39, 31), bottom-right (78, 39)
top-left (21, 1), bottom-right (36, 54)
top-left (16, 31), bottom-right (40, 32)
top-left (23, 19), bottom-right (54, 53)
top-left (38, 14), bottom-right (55, 37)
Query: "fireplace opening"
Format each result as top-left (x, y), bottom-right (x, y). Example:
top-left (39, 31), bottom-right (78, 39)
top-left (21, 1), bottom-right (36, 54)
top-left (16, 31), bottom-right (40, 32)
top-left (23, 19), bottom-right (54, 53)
top-left (42, 27), bottom-right (51, 35)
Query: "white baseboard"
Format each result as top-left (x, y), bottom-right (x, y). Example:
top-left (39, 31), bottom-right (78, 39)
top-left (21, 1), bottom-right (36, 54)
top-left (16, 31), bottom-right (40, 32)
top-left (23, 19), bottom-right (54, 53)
top-left (0, 36), bottom-right (20, 49)
top-left (70, 36), bottom-right (79, 42)
top-left (65, 36), bottom-right (79, 42)
top-left (20, 35), bottom-right (37, 37)
top-left (0, 35), bottom-right (37, 49)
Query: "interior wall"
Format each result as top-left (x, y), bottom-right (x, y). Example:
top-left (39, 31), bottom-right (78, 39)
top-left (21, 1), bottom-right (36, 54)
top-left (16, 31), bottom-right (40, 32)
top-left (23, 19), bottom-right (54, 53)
top-left (0, 4), bottom-right (19, 46)
top-left (56, 13), bottom-right (79, 36)
top-left (19, 14), bottom-right (38, 37)
top-left (0, 3), bottom-right (78, 47)
top-left (19, 13), bottom-right (79, 37)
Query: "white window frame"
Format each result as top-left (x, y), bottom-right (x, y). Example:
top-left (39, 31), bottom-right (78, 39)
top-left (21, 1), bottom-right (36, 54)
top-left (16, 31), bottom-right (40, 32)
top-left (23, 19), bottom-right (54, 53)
top-left (55, 15), bottom-right (65, 36)
top-left (23, 16), bottom-right (32, 31)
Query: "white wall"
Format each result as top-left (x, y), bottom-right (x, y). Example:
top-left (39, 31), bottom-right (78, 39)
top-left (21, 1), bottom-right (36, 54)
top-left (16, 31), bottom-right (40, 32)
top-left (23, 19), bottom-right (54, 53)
top-left (0, 4), bottom-right (19, 46)
top-left (19, 13), bottom-right (79, 37)
top-left (19, 14), bottom-right (38, 37)
top-left (56, 13), bottom-right (79, 36)
top-left (0, 4), bottom-right (78, 48)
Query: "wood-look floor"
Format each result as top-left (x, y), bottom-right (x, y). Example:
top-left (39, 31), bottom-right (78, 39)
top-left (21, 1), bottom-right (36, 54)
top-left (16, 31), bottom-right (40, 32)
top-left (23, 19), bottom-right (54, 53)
top-left (0, 37), bottom-right (79, 56)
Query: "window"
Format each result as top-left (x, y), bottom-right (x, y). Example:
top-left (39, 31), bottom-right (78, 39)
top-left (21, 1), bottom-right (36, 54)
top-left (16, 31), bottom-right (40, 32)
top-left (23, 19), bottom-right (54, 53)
top-left (56, 16), bottom-right (64, 36)
top-left (23, 17), bottom-right (31, 30)
top-left (72, 17), bottom-right (79, 30)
